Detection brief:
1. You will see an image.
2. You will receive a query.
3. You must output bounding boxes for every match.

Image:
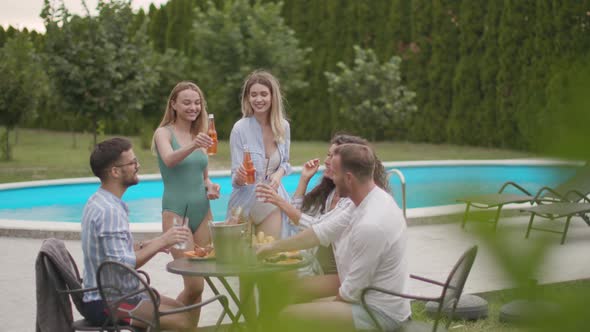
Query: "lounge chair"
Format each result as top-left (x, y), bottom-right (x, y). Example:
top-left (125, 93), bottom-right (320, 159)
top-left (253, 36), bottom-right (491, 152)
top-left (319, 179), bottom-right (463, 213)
top-left (458, 165), bottom-right (590, 230)
top-left (520, 190), bottom-right (590, 244)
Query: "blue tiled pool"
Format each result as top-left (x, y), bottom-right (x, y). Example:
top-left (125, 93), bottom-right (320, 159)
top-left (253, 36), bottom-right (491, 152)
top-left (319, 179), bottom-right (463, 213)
top-left (0, 163), bottom-right (579, 223)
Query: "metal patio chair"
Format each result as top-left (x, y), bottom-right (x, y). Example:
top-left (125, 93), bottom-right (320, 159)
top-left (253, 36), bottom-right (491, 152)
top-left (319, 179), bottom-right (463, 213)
top-left (36, 238), bottom-right (138, 331)
top-left (361, 246), bottom-right (478, 332)
top-left (97, 260), bottom-right (229, 332)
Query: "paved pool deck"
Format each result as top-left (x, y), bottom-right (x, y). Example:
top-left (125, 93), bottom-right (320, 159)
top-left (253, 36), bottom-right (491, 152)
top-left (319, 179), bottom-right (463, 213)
top-left (2, 215), bottom-right (590, 331)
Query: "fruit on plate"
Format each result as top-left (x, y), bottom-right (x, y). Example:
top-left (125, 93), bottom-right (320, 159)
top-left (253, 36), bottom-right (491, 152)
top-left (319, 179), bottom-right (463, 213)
top-left (184, 244), bottom-right (215, 258)
top-left (184, 250), bottom-right (204, 258)
top-left (194, 247), bottom-right (207, 257)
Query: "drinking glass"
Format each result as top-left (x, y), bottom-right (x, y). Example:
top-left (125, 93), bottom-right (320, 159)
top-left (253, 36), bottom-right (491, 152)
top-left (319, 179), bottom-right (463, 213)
top-left (173, 216), bottom-right (189, 250)
top-left (256, 177), bottom-right (271, 202)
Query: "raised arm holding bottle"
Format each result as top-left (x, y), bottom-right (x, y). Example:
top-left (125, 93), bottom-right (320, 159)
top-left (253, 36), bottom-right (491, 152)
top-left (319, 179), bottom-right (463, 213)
top-left (152, 81), bottom-right (220, 321)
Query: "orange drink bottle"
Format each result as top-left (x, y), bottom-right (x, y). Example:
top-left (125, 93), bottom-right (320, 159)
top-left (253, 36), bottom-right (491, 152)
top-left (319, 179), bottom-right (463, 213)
top-left (207, 114), bottom-right (218, 156)
top-left (243, 145), bottom-right (256, 184)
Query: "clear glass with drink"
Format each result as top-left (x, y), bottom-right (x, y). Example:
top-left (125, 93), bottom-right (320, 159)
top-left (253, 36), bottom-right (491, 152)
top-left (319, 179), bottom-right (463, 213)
top-left (256, 176), bottom-right (271, 202)
top-left (207, 114), bottom-right (217, 156)
top-left (173, 216), bottom-right (189, 250)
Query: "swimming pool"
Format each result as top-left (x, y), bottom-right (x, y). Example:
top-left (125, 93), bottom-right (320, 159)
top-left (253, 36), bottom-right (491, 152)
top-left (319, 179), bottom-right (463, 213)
top-left (0, 160), bottom-right (580, 223)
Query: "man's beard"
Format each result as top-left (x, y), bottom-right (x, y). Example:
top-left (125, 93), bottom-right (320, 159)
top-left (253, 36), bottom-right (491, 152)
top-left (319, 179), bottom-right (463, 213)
top-left (123, 174), bottom-right (139, 187)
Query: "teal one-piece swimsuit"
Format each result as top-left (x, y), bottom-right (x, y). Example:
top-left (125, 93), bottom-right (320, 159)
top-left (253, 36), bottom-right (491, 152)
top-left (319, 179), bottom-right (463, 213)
top-left (157, 127), bottom-right (210, 232)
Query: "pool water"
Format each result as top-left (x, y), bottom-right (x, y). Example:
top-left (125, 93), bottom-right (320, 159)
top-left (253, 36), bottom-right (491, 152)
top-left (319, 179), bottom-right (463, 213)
top-left (0, 165), bottom-right (578, 223)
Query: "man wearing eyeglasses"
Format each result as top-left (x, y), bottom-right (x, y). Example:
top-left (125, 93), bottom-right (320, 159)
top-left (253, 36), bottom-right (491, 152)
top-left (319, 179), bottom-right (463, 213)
top-left (80, 137), bottom-right (196, 330)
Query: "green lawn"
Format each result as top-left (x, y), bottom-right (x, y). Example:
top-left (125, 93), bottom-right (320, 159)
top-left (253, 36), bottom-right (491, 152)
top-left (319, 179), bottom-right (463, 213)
top-left (0, 128), bottom-right (536, 183)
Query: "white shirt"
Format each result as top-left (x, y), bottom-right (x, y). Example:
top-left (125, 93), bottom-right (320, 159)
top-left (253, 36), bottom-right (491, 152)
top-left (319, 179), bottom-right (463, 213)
top-left (292, 190), bottom-right (355, 229)
top-left (312, 186), bottom-right (411, 322)
top-left (291, 191), bottom-right (355, 275)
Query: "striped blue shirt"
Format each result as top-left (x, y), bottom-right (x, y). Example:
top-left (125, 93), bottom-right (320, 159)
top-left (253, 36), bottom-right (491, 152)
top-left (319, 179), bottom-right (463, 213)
top-left (81, 188), bottom-right (137, 302)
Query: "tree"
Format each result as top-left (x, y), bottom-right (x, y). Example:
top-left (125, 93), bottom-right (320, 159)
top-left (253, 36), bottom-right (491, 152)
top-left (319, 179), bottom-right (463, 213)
top-left (165, 0), bottom-right (195, 53)
top-left (496, 0), bottom-right (534, 148)
top-left (405, 0), bottom-right (433, 141)
top-left (132, 8), bottom-right (147, 33)
top-left (189, 0), bottom-right (309, 137)
top-left (0, 33), bottom-right (48, 160)
top-left (534, 0), bottom-right (590, 153)
top-left (324, 46), bottom-right (417, 141)
top-left (42, 0), bottom-right (159, 145)
top-left (5, 25), bottom-right (16, 39)
top-left (147, 4), bottom-right (168, 52)
top-left (139, 49), bottom-right (190, 122)
top-left (423, 0), bottom-right (460, 143)
top-left (383, 0), bottom-right (412, 60)
top-left (541, 58), bottom-right (590, 160)
top-left (516, 0), bottom-right (554, 150)
top-left (286, 0), bottom-right (332, 139)
top-left (478, 0), bottom-right (503, 147)
top-left (447, 0), bottom-right (485, 145)
top-left (0, 26), bottom-right (5, 47)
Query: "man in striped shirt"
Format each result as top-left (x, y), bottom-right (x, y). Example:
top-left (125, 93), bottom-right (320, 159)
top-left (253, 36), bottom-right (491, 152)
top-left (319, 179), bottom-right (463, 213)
top-left (80, 137), bottom-right (195, 330)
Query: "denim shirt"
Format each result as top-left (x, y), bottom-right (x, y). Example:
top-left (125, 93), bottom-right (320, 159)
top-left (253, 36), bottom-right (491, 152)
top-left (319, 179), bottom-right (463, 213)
top-left (227, 117), bottom-right (296, 239)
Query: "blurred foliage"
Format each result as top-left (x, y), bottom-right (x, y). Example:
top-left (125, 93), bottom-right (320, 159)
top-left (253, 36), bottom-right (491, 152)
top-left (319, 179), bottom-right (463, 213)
top-left (409, 279), bottom-right (590, 332)
top-left (325, 46), bottom-right (417, 141)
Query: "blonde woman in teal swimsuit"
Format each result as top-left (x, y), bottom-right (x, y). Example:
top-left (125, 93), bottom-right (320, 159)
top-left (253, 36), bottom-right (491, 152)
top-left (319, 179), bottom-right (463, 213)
top-left (152, 81), bottom-right (220, 321)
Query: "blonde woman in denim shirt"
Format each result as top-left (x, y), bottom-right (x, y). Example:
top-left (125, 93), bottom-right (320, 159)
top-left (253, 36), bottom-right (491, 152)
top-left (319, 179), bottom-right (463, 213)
top-left (227, 70), bottom-right (294, 325)
top-left (227, 70), bottom-right (295, 240)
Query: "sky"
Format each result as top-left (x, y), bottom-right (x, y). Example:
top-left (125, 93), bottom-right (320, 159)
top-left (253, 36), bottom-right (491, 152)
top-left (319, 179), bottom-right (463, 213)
top-left (0, 0), bottom-right (168, 32)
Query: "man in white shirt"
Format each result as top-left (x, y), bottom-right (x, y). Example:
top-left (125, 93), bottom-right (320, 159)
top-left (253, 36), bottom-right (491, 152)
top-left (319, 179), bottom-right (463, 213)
top-left (257, 143), bottom-right (411, 331)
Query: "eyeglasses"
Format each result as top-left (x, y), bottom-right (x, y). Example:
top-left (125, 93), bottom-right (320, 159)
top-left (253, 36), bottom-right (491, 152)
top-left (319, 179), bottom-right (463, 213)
top-left (114, 158), bottom-right (139, 168)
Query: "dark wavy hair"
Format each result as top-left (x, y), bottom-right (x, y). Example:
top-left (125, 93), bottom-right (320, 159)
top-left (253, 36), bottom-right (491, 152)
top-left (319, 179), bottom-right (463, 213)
top-left (90, 137), bottom-right (132, 181)
top-left (301, 134), bottom-right (390, 214)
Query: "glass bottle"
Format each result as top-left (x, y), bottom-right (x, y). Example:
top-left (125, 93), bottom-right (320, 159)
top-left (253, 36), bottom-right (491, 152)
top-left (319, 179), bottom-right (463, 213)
top-left (207, 114), bottom-right (218, 156)
top-left (243, 145), bottom-right (256, 184)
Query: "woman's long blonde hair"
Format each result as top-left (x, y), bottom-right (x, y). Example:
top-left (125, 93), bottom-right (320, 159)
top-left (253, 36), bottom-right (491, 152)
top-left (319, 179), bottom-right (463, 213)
top-left (240, 70), bottom-right (287, 143)
top-left (151, 81), bottom-right (208, 152)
